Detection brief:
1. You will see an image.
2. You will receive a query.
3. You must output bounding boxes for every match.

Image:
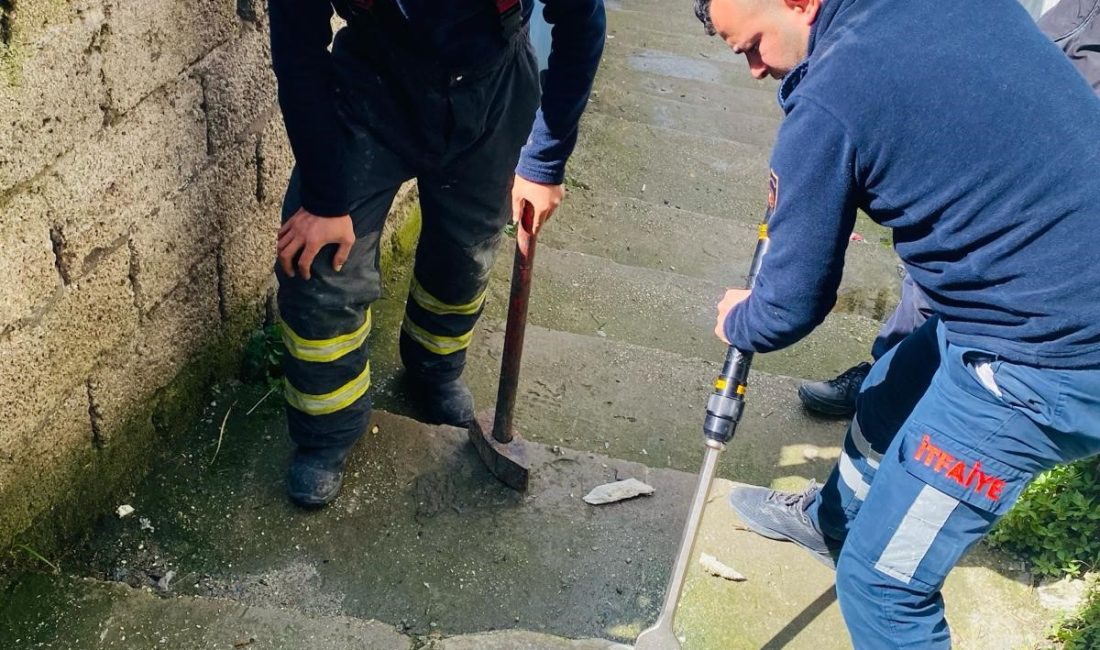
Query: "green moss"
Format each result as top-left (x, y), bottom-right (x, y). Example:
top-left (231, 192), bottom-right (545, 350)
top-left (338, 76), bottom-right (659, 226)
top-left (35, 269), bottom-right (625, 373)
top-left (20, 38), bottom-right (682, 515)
top-left (1, 0), bottom-right (74, 87)
top-left (1, 192), bottom-right (422, 575)
top-left (379, 192), bottom-right (422, 296)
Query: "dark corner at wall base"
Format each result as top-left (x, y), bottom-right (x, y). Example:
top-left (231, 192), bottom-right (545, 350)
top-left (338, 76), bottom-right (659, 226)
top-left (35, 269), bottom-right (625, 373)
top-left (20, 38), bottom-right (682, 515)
top-left (0, 307), bottom-right (268, 576)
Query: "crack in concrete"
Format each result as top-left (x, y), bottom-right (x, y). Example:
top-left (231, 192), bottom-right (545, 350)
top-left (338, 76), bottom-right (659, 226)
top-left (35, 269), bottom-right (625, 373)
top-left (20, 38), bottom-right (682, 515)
top-left (48, 225), bottom-right (70, 285)
top-left (0, 1), bottom-right (13, 50)
top-left (86, 379), bottom-right (104, 448)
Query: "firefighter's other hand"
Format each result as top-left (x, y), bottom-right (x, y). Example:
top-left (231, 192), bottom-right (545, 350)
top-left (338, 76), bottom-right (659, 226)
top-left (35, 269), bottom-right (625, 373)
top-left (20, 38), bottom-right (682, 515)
top-left (512, 175), bottom-right (564, 236)
top-left (714, 289), bottom-right (752, 344)
top-left (277, 208), bottom-right (355, 280)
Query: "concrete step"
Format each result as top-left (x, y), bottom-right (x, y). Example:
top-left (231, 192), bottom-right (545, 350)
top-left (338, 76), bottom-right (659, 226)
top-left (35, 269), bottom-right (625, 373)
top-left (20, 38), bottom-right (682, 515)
top-left (44, 394), bottom-right (1049, 650)
top-left (370, 302), bottom-right (853, 484)
top-left (539, 189), bottom-right (903, 319)
top-left (0, 573), bottom-right (624, 650)
top-left (0, 574), bottom-right (410, 650)
top-left (475, 241), bottom-right (890, 380)
top-left (569, 111), bottom-right (769, 220)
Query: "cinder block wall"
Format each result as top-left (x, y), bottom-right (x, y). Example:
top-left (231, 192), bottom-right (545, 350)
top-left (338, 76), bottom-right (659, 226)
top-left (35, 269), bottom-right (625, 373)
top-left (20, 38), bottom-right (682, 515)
top-left (0, 0), bottom-right (295, 555)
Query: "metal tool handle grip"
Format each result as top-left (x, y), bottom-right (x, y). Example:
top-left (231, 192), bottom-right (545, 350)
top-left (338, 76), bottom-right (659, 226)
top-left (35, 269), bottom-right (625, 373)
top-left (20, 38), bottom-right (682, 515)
top-left (492, 203), bottom-right (538, 444)
top-left (704, 226), bottom-right (770, 445)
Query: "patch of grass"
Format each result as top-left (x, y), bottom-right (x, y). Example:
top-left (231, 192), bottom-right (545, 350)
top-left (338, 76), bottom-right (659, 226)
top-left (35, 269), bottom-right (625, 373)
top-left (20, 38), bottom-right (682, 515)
top-left (1050, 577), bottom-right (1100, 649)
top-left (15, 545), bottom-right (59, 574)
top-left (240, 322), bottom-right (285, 395)
top-left (989, 459), bottom-right (1100, 579)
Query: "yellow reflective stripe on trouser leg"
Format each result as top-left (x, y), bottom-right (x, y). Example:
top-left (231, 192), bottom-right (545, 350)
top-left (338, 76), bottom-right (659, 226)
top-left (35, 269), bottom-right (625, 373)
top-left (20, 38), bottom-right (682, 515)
top-left (284, 361), bottom-right (372, 416)
top-left (281, 309), bottom-right (372, 363)
top-left (401, 319), bottom-right (474, 355)
top-left (409, 278), bottom-right (486, 316)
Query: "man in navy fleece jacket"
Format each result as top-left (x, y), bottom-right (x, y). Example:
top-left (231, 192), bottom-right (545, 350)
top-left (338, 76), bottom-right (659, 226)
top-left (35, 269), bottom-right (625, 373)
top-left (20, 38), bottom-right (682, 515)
top-left (694, 0), bottom-right (1100, 646)
top-left (269, 0), bottom-right (604, 507)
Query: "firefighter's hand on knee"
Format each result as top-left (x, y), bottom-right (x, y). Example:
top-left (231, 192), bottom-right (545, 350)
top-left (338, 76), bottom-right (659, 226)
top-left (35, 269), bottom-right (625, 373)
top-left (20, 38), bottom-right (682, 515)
top-left (512, 174), bottom-right (564, 236)
top-left (277, 208), bottom-right (355, 280)
top-left (714, 288), bottom-right (752, 344)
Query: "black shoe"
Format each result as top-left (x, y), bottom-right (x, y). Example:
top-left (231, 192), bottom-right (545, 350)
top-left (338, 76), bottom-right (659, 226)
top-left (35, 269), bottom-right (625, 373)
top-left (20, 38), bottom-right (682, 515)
top-left (286, 446), bottom-right (352, 508)
top-left (409, 377), bottom-right (475, 427)
top-left (798, 362), bottom-right (872, 416)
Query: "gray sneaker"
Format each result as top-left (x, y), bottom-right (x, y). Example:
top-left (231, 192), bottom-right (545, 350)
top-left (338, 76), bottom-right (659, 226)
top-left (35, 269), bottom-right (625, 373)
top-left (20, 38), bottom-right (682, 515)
top-left (727, 481), bottom-right (840, 569)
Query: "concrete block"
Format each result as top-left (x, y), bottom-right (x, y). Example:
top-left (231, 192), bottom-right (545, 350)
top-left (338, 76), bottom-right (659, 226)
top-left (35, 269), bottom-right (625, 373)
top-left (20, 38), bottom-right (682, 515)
top-left (0, 1), bottom-right (107, 192)
top-left (0, 385), bottom-right (95, 549)
top-left (0, 192), bottom-right (62, 330)
top-left (196, 26), bottom-right (277, 154)
top-left (43, 77), bottom-right (207, 283)
top-left (258, 112), bottom-right (294, 208)
top-left (130, 145), bottom-right (256, 312)
top-left (101, 0), bottom-right (239, 114)
top-left (0, 244), bottom-right (137, 444)
top-left (220, 204), bottom-right (278, 323)
top-left (88, 258), bottom-right (220, 443)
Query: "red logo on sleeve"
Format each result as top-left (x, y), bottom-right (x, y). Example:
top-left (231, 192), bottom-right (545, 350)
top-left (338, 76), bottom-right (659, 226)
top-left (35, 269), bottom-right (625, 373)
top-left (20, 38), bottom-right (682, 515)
top-left (913, 434), bottom-right (1006, 501)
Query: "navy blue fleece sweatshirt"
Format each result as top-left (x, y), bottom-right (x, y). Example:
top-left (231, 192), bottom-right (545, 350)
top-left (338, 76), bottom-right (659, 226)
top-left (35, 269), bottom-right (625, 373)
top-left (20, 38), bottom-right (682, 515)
top-left (724, 0), bottom-right (1100, 369)
top-left (268, 0), bottom-right (605, 217)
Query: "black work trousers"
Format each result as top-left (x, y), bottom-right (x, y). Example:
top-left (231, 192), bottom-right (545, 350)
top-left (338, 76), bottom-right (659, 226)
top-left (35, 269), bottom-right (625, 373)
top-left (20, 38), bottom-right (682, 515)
top-left (276, 23), bottom-right (540, 451)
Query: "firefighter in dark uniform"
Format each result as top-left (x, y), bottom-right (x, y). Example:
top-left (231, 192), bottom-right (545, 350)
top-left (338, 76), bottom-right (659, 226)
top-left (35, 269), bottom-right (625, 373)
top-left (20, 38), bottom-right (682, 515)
top-left (268, 0), bottom-right (605, 507)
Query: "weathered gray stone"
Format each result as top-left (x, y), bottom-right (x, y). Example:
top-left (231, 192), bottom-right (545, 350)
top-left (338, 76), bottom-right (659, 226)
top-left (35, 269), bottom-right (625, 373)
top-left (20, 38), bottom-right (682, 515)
top-left (130, 146), bottom-right (256, 312)
top-left (196, 26), bottom-right (277, 154)
top-left (0, 1), bottom-right (107, 192)
top-left (0, 244), bottom-right (137, 443)
top-left (583, 478), bottom-right (655, 505)
top-left (43, 77), bottom-right (207, 283)
top-left (0, 191), bottom-right (61, 330)
top-left (88, 258), bottom-right (220, 443)
top-left (101, 0), bottom-right (239, 114)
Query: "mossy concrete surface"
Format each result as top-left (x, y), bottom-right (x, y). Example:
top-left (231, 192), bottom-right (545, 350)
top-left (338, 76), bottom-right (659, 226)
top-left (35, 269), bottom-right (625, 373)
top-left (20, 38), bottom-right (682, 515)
top-left (0, 384), bottom-right (1051, 649)
top-left (0, 0), bottom-right (1071, 647)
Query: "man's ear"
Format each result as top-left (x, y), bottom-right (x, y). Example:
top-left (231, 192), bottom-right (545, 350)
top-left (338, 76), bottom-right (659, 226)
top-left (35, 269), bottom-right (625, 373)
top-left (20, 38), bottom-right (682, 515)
top-left (785, 0), bottom-right (821, 24)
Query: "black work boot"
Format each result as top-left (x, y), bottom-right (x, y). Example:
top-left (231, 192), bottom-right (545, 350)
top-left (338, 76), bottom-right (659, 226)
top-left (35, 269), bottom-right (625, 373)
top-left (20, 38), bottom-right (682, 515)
top-left (797, 362), bottom-right (872, 416)
top-left (286, 445), bottom-right (353, 508)
top-left (408, 377), bottom-right (475, 427)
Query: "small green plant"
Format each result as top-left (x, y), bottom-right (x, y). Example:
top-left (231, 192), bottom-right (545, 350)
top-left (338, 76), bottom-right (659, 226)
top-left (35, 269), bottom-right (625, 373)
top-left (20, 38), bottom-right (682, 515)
top-left (241, 322), bottom-right (286, 393)
top-left (17, 545), bottom-right (60, 573)
top-left (1050, 577), bottom-right (1100, 649)
top-left (989, 459), bottom-right (1100, 578)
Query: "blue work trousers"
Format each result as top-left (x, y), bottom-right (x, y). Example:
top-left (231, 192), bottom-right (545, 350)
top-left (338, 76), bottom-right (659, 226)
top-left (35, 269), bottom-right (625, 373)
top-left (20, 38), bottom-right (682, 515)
top-left (813, 317), bottom-right (1100, 648)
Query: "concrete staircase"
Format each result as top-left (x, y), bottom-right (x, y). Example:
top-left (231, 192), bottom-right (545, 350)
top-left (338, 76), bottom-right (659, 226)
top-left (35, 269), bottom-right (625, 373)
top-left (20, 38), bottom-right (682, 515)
top-left (1, 2), bottom-right (1055, 649)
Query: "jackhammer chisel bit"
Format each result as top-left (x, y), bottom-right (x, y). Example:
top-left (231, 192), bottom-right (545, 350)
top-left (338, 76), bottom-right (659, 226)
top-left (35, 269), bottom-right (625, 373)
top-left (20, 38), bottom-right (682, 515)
top-left (634, 198), bottom-right (773, 650)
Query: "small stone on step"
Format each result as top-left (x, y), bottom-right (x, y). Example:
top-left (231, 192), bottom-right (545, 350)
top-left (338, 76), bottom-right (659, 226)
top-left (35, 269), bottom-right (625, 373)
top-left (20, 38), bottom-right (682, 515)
top-left (583, 478), bottom-right (655, 505)
top-left (700, 553), bottom-right (746, 582)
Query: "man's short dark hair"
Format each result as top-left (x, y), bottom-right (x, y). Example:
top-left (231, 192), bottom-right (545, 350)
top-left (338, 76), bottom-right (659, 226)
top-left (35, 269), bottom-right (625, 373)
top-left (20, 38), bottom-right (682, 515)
top-left (694, 0), bottom-right (716, 36)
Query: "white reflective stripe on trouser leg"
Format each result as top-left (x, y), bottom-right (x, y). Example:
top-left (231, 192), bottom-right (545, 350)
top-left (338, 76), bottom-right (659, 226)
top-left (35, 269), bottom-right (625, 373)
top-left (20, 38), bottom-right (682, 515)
top-left (873, 485), bottom-right (959, 584)
top-left (284, 361), bottom-right (372, 416)
top-left (410, 277), bottom-right (486, 316)
top-left (280, 309), bottom-right (372, 363)
top-left (401, 319), bottom-right (473, 355)
top-left (839, 451), bottom-right (871, 501)
top-left (850, 415), bottom-right (881, 469)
